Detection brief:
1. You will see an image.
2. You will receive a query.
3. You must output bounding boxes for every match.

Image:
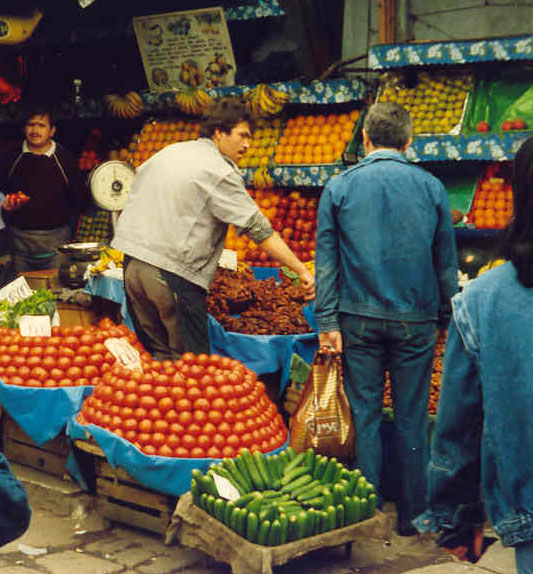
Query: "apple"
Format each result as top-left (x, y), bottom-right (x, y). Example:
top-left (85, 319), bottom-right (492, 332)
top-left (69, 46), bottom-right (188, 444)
top-left (501, 120), bottom-right (514, 131)
top-left (476, 121), bottom-right (490, 132)
top-left (512, 118), bottom-right (527, 130)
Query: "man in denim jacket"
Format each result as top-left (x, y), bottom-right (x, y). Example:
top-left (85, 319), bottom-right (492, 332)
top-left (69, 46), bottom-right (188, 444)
top-left (315, 102), bottom-right (458, 535)
top-left (1, 451), bottom-right (31, 546)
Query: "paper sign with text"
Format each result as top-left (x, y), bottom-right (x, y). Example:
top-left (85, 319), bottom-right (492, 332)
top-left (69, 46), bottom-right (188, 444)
top-left (0, 277), bottom-right (33, 305)
top-left (104, 338), bottom-right (143, 371)
top-left (218, 249), bottom-right (238, 271)
top-left (19, 315), bottom-right (51, 337)
top-left (212, 473), bottom-right (241, 501)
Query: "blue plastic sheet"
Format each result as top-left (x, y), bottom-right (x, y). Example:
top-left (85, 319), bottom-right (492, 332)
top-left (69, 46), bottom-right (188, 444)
top-left (0, 381), bottom-right (93, 446)
top-left (84, 275), bottom-right (134, 331)
top-left (67, 417), bottom-right (289, 496)
top-left (207, 315), bottom-right (318, 393)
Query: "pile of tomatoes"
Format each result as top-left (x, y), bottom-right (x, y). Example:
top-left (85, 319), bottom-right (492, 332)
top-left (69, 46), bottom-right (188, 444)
top-left (77, 352), bottom-right (288, 459)
top-left (0, 318), bottom-right (145, 388)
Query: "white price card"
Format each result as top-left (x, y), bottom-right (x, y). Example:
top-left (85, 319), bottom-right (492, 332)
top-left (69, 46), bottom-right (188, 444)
top-left (19, 315), bottom-right (51, 337)
top-left (104, 337), bottom-right (143, 371)
top-left (211, 473), bottom-right (241, 502)
top-left (0, 277), bottom-right (33, 305)
top-left (218, 249), bottom-right (238, 271)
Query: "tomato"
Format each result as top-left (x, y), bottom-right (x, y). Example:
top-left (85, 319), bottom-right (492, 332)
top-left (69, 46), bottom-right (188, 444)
top-left (190, 447), bottom-right (206, 458)
top-left (151, 432), bottom-right (166, 448)
top-left (220, 385), bottom-right (234, 399)
top-left (5, 365), bottom-right (17, 377)
top-left (169, 386), bottom-right (185, 401)
top-left (153, 386), bottom-right (168, 400)
top-left (139, 395), bottom-right (157, 409)
top-left (19, 346), bottom-right (30, 357)
top-left (71, 325), bottom-right (85, 337)
top-left (223, 410), bottom-right (235, 424)
top-left (26, 378), bottom-right (42, 387)
top-left (136, 432), bottom-right (151, 446)
top-left (124, 430), bottom-right (138, 443)
top-left (153, 420), bottom-right (169, 434)
top-left (57, 356), bottom-right (72, 370)
top-left (186, 387), bottom-right (202, 401)
top-left (169, 422), bottom-right (185, 435)
top-left (177, 411), bottom-right (193, 425)
top-left (10, 376), bottom-right (24, 386)
top-left (207, 410), bottom-right (223, 425)
top-left (212, 434), bottom-right (225, 448)
top-left (192, 410), bottom-right (207, 425)
top-left (131, 407), bottom-right (147, 420)
top-left (66, 366), bottom-right (82, 379)
top-left (164, 409), bottom-right (179, 423)
top-left (83, 365), bottom-right (99, 379)
top-left (189, 364), bottom-right (205, 380)
top-left (138, 419), bottom-right (153, 433)
top-left (171, 372), bottom-right (184, 385)
top-left (30, 367), bottom-right (48, 382)
top-left (42, 356), bottom-right (56, 369)
top-left (48, 368), bottom-right (64, 381)
top-left (137, 383), bottom-right (154, 396)
top-left (18, 366), bottom-right (31, 379)
top-left (181, 352), bottom-right (196, 364)
top-left (120, 406), bottom-right (134, 419)
top-left (147, 409), bottom-right (162, 422)
top-left (157, 397), bottom-right (173, 413)
top-left (206, 446), bottom-right (222, 459)
top-left (196, 434), bottom-right (212, 450)
top-left (193, 398), bottom-right (210, 412)
top-left (176, 398), bottom-right (192, 411)
top-left (72, 355), bottom-right (88, 368)
top-left (181, 434), bottom-right (196, 450)
top-left (0, 354), bottom-right (11, 366)
top-left (221, 445), bottom-right (236, 458)
top-left (217, 421), bottom-right (232, 437)
top-left (142, 445), bottom-right (157, 456)
top-left (174, 446), bottom-right (190, 457)
top-left (123, 393), bottom-right (138, 408)
top-left (80, 334), bottom-right (96, 346)
top-left (158, 444), bottom-right (174, 457)
top-left (227, 434), bottom-right (240, 448)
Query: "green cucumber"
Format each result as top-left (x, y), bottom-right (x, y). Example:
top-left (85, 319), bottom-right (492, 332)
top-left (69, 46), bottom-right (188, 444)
top-left (230, 507), bottom-right (241, 532)
top-left (257, 519), bottom-right (271, 546)
top-left (333, 483), bottom-right (346, 506)
top-left (355, 476), bottom-right (367, 498)
top-left (295, 511), bottom-right (307, 539)
top-left (297, 482), bottom-right (325, 502)
top-left (283, 452), bottom-right (307, 476)
top-left (302, 496), bottom-right (326, 509)
top-left (281, 465), bottom-right (310, 486)
top-left (320, 457), bottom-right (338, 485)
top-left (199, 492), bottom-right (208, 511)
top-left (234, 455), bottom-right (254, 492)
top-left (278, 450), bottom-right (289, 471)
top-left (190, 479), bottom-right (200, 506)
top-left (224, 501), bottom-right (236, 525)
top-left (326, 505), bottom-right (337, 531)
top-left (292, 479), bottom-right (321, 500)
top-left (285, 446), bottom-right (296, 461)
top-left (235, 492), bottom-right (260, 508)
top-left (360, 496), bottom-right (369, 520)
top-left (305, 448), bottom-right (316, 475)
top-left (288, 515), bottom-right (299, 541)
top-left (268, 519), bottom-right (281, 546)
top-left (368, 493), bottom-right (377, 518)
top-left (259, 504), bottom-right (279, 522)
top-left (265, 456), bottom-right (281, 488)
top-left (352, 496), bottom-right (361, 523)
top-left (318, 510), bottom-right (329, 533)
top-left (222, 458), bottom-right (251, 493)
top-left (214, 498), bottom-right (226, 522)
top-left (336, 504), bottom-right (345, 528)
top-left (344, 496), bottom-right (355, 524)
top-left (246, 512), bottom-right (259, 543)
top-left (347, 469), bottom-right (362, 495)
top-left (253, 451), bottom-right (272, 489)
top-left (365, 482), bottom-right (376, 496)
top-left (206, 494), bottom-right (216, 516)
top-left (246, 493), bottom-right (264, 515)
top-left (313, 456), bottom-right (328, 480)
top-left (340, 468), bottom-right (351, 481)
top-left (323, 488), bottom-right (334, 508)
top-left (236, 507), bottom-right (248, 536)
top-left (332, 462), bottom-right (344, 484)
top-left (281, 473), bottom-right (313, 494)
top-left (273, 453), bottom-right (284, 481)
top-left (241, 449), bottom-right (266, 491)
top-left (304, 508), bottom-right (318, 537)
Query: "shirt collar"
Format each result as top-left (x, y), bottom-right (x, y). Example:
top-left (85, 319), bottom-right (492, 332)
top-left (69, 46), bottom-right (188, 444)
top-left (23, 139), bottom-right (56, 157)
top-left (361, 148), bottom-right (408, 165)
top-left (200, 137), bottom-right (242, 174)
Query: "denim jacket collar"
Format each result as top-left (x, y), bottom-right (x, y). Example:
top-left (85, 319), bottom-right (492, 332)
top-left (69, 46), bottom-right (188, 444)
top-left (357, 149), bottom-right (409, 168)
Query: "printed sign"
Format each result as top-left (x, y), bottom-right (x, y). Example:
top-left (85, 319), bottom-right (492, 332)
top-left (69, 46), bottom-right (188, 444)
top-left (0, 276), bottom-right (33, 305)
top-left (218, 249), bottom-right (238, 271)
top-left (104, 337), bottom-right (142, 372)
top-left (19, 315), bottom-right (51, 337)
top-left (212, 473), bottom-right (241, 502)
top-left (133, 7), bottom-right (236, 92)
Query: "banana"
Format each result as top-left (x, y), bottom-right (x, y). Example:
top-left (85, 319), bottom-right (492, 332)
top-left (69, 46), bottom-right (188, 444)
top-left (253, 166), bottom-right (273, 190)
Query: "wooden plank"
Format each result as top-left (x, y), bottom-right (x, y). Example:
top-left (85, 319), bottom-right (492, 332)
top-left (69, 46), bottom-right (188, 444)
top-left (96, 477), bottom-right (174, 513)
top-left (73, 439), bottom-right (105, 457)
top-left (97, 498), bottom-right (170, 535)
top-left (3, 439), bottom-right (68, 477)
top-left (3, 416), bottom-right (69, 455)
top-left (94, 459), bottom-right (139, 484)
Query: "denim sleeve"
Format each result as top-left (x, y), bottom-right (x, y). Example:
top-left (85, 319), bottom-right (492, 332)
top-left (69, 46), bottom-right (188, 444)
top-left (0, 452), bottom-right (31, 546)
top-left (433, 184), bottom-right (459, 318)
top-left (315, 181), bottom-right (341, 332)
top-left (414, 319), bottom-right (483, 533)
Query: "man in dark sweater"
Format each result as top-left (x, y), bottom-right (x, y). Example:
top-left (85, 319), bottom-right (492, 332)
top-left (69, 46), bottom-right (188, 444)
top-left (0, 104), bottom-right (89, 275)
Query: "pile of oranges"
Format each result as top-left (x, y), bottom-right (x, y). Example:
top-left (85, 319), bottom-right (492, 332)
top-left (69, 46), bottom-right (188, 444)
top-left (108, 119), bottom-right (200, 167)
top-left (274, 110), bottom-right (360, 165)
top-left (469, 165), bottom-right (513, 229)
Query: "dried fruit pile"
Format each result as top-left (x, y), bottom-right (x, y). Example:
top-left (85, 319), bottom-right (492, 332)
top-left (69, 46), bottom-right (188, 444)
top-left (77, 352), bottom-right (287, 458)
top-left (383, 330), bottom-right (446, 415)
top-left (207, 268), bottom-right (312, 335)
top-left (0, 319), bottom-right (142, 387)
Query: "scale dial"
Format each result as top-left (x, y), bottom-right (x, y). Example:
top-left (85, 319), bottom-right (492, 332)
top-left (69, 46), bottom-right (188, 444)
top-left (89, 160), bottom-right (136, 211)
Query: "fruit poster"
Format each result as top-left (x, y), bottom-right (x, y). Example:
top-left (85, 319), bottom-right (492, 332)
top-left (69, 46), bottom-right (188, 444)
top-left (133, 8), bottom-right (236, 93)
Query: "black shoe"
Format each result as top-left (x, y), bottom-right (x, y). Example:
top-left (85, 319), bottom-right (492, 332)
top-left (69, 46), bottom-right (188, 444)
top-left (398, 525), bottom-right (418, 537)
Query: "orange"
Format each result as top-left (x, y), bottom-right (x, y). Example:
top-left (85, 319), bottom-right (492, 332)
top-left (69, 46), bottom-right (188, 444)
top-left (333, 140), bottom-right (345, 153)
top-left (304, 115), bottom-right (315, 126)
top-left (301, 125), bottom-right (311, 135)
top-left (328, 132), bottom-right (339, 144)
top-left (307, 134), bottom-right (318, 145)
top-left (293, 153), bottom-right (304, 163)
top-left (475, 214), bottom-right (486, 228)
top-left (338, 113), bottom-right (349, 125)
top-left (297, 134), bottom-right (307, 146)
top-left (332, 123), bottom-right (343, 134)
top-left (303, 153), bottom-right (314, 164)
top-left (326, 114), bottom-right (338, 124)
top-left (294, 144), bottom-right (305, 155)
top-left (288, 135), bottom-right (299, 146)
top-left (315, 115), bottom-right (326, 125)
top-left (278, 135), bottom-right (289, 146)
top-left (317, 134), bottom-right (328, 145)
top-left (341, 130), bottom-right (353, 143)
top-left (323, 153), bottom-right (335, 164)
top-left (349, 109), bottom-right (360, 122)
top-left (286, 118), bottom-right (296, 128)
top-left (295, 115), bottom-right (306, 126)
top-left (292, 126), bottom-right (302, 136)
top-left (310, 125), bottom-right (321, 135)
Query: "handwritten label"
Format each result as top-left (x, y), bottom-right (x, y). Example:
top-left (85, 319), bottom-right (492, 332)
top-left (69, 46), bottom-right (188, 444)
top-left (211, 473), bottom-right (241, 501)
top-left (104, 338), bottom-right (143, 371)
top-left (19, 315), bottom-right (51, 337)
top-left (218, 249), bottom-right (238, 271)
top-left (0, 277), bottom-right (33, 305)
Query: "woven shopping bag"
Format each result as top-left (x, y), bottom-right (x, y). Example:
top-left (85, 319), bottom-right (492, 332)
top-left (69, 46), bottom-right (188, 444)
top-left (289, 350), bottom-right (355, 460)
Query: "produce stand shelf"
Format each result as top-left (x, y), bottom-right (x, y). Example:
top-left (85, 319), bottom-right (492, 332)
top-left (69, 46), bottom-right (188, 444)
top-left (74, 439), bottom-right (177, 535)
top-left (1, 414), bottom-right (70, 478)
top-left (369, 35), bottom-right (532, 69)
top-left (166, 492), bottom-right (392, 574)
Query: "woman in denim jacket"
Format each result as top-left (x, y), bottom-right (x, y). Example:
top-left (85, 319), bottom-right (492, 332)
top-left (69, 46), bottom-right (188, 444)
top-left (414, 137), bottom-right (533, 573)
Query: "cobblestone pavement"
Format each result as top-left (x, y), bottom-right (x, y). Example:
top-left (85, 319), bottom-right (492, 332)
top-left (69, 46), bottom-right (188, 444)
top-left (0, 465), bottom-right (515, 574)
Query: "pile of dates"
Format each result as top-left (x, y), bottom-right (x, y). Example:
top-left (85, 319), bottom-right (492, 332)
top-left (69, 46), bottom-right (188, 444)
top-left (207, 269), bottom-right (312, 335)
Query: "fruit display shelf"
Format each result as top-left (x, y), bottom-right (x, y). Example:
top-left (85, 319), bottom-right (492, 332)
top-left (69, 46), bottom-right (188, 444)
top-left (368, 35), bottom-right (532, 70)
top-left (243, 165), bottom-right (346, 187)
top-left (225, 0), bottom-right (284, 20)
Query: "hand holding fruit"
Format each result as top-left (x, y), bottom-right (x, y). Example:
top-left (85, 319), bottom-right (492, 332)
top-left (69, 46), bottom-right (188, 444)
top-left (2, 191), bottom-right (29, 211)
top-left (297, 267), bottom-right (315, 301)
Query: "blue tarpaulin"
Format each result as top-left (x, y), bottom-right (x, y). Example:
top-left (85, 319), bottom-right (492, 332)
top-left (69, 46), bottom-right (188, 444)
top-left (67, 417), bottom-right (289, 496)
top-left (0, 381), bottom-right (93, 446)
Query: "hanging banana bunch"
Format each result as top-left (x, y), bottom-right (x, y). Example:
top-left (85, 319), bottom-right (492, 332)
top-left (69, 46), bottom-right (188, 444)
top-left (244, 83), bottom-right (289, 118)
top-left (175, 89), bottom-right (213, 115)
top-left (252, 166), bottom-right (274, 190)
top-left (104, 91), bottom-right (144, 119)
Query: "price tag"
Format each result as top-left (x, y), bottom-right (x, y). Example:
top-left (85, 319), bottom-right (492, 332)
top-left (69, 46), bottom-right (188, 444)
top-left (0, 277), bottom-right (33, 305)
top-left (19, 315), bottom-right (51, 337)
top-left (211, 473), bottom-right (241, 502)
top-left (104, 338), bottom-right (143, 371)
top-left (218, 249), bottom-right (238, 271)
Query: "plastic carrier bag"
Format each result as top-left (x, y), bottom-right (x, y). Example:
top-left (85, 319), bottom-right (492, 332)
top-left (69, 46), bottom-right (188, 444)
top-left (289, 350), bottom-right (355, 459)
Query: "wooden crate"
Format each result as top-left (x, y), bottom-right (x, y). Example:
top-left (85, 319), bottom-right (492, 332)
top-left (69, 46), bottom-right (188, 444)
top-left (75, 439), bottom-right (176, 535)
top-left (1, 415), bottom-right (70, 477)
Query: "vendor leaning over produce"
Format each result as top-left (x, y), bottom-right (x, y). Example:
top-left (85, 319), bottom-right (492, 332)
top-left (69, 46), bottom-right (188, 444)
top-left (112, 97), bottom-right (315, 360)
top-left (314, 102), bottom-right (458, 536)
top-left (0, 103), bottom-right (89, 278)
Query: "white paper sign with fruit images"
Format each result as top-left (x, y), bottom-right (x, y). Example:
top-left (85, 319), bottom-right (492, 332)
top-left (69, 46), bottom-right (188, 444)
top-left (133, 8), bottom-right (236, 93)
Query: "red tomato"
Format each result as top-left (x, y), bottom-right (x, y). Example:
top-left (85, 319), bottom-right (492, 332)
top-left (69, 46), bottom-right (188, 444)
top-left (57, 356), bottom-right (72, 370)
top-left (207, 410), bottom-right (223, 425)
top-left (30, 366), bottom-right (48, 382)
top-left (196, 434), bottom-right (212, 450)
top-left (137, 383), bottom-right (154, 396)
top-left (221, 445), bottom-right (236, 458)
top-left (139, 395), bottom-right (157, 409)
top-left (169, 386), bottom-right (185, 400)
top-left (10, 376), bottom-right (24, 386)
top-left (181, 352), bottom-right (196, 364)
top-left (18, 365), bottom-right (31, 379)
top-left (174, 446), bottom-right (190, 458)
top-left (123, 393), bottom-right (138, 408)
top-left (181, 434), bottom-right (196, 450)
top-left (132, 407), bottom-right (148, 420)
top-left (138, 419), bottom-right (153, 433)
top-left (153, 420), bottom-right (169, 434)
top-left (217, 421), bottom-right (232, 437)
top-left (83, 365), bottom-right (99, 379)
top-left (158, 397), bottom-right (173, 413)
top-left (151, 432), bottom-right (166, 448)
top-left (212, 434), bottom-right (225, 448)
top-left (167, 434), bottom-right (180, 449)
top-left (67, 366), bottom-right (83, 379)
top-left (158, 444), bottom-right (174, 457)
top-left (206, 446), bottom-right (222, 459)
top-left (177, 411), bottom-right (193, 425)
top-left (193, 410), bottom-right (207, 425)
top-left (72, 355), bottom-right (88, 368)
top-left (164, 409), bottom-right (179, 423)
top-left (176, 398), bottom-right (192, 411)
top-left (142, 445), bottom-right (157, 456)
top-left (186, 387), bottom-right (202, 401)
top-left (169, 422), bottom-right (185, 435)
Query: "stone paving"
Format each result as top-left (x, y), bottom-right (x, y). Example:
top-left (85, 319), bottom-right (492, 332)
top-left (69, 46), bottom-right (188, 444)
top-left (0, 464), bottom-right (516, 574)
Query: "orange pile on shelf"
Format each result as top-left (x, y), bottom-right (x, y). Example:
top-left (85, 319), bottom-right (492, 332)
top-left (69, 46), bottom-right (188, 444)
top-left (274, 110), bottom-right (359, 165)
top-left (108, 119), bottom-right (200, 167)
top-left (469, 164), bottom-right (513, 229)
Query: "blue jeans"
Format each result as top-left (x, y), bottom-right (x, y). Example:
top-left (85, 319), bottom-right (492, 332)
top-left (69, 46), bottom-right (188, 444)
top-left (516, 540), bottom-right (533, 574)
top-left (340, 313), bottom-right (437, 532)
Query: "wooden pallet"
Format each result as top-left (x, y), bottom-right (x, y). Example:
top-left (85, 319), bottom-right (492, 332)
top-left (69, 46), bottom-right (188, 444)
top-left (1, 415), bottom-right (70, 477)
top-left (75, 439), bottom-right (177, 535)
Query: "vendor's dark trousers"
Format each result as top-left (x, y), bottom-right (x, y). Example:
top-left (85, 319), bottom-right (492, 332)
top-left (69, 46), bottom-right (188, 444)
top-left (123, 256), bottom-right (209, 360)
top-left (340, 313), bottom-right (436, 533)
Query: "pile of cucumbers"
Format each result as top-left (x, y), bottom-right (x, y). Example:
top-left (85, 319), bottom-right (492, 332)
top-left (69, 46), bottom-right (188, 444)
top-left (190, 447), bottom-right (377, 546)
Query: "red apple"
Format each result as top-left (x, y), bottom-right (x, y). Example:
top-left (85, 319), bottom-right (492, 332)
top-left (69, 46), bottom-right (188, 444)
top-left (476, 121), bottom-right (490, 132)
top-left (501, 120), bottom-right (514, 131)
top-left (512, 118), bottom-right (527, 130)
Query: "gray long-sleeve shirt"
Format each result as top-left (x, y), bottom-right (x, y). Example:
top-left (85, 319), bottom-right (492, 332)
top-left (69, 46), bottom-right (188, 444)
top-left (112, 138), bottom-right (273, 290)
